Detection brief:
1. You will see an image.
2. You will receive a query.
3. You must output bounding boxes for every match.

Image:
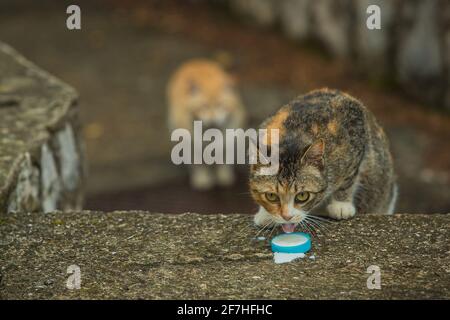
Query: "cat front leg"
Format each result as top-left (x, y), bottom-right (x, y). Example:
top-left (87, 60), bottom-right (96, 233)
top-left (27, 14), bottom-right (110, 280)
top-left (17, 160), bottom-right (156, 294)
top-left (327, 180), bottom-right (358, 220)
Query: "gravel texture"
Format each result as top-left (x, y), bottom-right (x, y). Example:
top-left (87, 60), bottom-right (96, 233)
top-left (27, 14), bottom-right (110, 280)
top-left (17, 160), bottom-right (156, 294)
top-left (0, 212), bottom-right (448, 299)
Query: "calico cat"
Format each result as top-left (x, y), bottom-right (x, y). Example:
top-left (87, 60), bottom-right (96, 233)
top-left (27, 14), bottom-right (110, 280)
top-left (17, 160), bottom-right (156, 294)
top-left (250, 89), bottom-right (397, 232)
top-left (167, 59), bottom-right (246, 190)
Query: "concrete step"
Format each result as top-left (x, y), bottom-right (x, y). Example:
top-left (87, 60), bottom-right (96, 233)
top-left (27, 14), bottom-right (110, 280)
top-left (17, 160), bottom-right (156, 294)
top-left (0, 212), bottom-right (448, 299)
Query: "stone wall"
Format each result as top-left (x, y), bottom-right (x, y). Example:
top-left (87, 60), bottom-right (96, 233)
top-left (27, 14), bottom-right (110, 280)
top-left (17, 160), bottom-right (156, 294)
top-left (0, 42), bottom-right (85, 213)
top-left (227, 0), bottom-right (450, 111)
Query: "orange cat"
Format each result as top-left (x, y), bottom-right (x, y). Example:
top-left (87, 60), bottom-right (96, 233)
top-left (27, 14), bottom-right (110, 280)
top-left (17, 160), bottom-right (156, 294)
top-left (167, 59), bottom-right (246, 190)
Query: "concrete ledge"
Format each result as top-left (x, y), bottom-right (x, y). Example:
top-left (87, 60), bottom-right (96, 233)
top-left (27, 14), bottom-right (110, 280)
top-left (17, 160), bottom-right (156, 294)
top-left (0, 212), bottom-right (448, 299)
top-left (0, 42), bottom-right (85, 212)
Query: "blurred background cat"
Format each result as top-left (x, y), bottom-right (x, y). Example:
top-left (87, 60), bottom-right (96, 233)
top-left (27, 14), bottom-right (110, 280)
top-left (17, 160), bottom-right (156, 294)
top-left (167, 59), bottom-right (246, 190)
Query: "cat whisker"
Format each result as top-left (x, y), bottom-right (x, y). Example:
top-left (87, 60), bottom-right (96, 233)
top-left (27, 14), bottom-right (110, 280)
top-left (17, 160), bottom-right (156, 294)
top-left (268, 223), bottom-right (278, 239)
top-left (254, 220), bottom-right (274, 238)
top-left (263, 223), bottom-right (277, 239)
top-left (309, 216), bottom-right (332, 230)
top-left (233, 218), bottom-right (272, 243)
top-left (306, 215), bottom-right (333, 224)
top-left (304, 220), bottom-right (323, 234)
top-left (302, 220), bottom-right (318, 237)
top-left (304, 216), bottom-right (330, 235)
top-left (297, 220), bottom-right (307, 234)
top-left (305, 217), bottom-right (333, 232)
top-left (298, 221), bottom-right (308, 233)
top-left (304, 216), bottom-right (325, 229)
top-left (227, 217), bottom-right (257, 240)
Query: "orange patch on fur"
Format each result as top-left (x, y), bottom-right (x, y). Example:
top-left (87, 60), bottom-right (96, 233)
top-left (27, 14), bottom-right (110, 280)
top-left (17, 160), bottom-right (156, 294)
top-left (327, 119), bottom-right (338, 135)
top-left (311, 123), bottom-right (319, 135)
top-left (263, 108), bottom-right (289, 145)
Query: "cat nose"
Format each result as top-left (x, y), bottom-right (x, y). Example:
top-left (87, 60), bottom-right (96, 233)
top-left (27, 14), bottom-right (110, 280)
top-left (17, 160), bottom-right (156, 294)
top-left (281, 213), bottom-right (293, 221)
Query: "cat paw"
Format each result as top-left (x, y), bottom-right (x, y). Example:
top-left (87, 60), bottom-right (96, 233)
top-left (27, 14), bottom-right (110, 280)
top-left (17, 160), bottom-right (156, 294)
top-left (191, 168), bottom-right (214, 190)
top-left (254, 207), bottom-right (273, 226)
top-left (216, 165), bottom-right (235, 187)
top-left (327, 201), bottom-right (356, 220)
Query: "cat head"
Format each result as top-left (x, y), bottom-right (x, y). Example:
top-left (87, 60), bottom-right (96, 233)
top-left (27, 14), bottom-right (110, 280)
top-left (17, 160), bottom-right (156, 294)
top-left (249, 139), bottom-right (328, 225)
top-left (186, 76), bottom-right (239, 127)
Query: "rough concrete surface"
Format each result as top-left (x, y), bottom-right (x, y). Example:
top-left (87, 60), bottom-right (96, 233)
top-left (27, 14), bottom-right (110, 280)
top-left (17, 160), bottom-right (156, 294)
top-left (0, 212), bottom-right (448, 299)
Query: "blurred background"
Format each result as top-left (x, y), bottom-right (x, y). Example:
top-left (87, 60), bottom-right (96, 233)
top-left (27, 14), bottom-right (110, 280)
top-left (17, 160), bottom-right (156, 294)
top-left (0, 0), bottom-right (448, 214)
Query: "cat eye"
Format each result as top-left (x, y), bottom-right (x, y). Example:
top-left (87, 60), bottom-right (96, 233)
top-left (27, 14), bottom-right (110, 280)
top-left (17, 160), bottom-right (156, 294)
top-left (295, 192), bottom-right (310, 203)
top-left (265, 192), bottom-right (279, 203)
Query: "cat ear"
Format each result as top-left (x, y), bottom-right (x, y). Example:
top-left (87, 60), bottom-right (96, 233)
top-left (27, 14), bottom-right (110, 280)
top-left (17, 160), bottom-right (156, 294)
top-left (248, 134), bottom-right (272, 174)
top-left (301, 139), bottom-right (325, 169)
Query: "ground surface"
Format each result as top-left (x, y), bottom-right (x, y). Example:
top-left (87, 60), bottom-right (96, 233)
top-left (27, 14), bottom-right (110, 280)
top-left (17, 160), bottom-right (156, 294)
top-left (0, 212), bottom-right (448, 299)
top-left (0, 0), bottom-right (449, 214)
